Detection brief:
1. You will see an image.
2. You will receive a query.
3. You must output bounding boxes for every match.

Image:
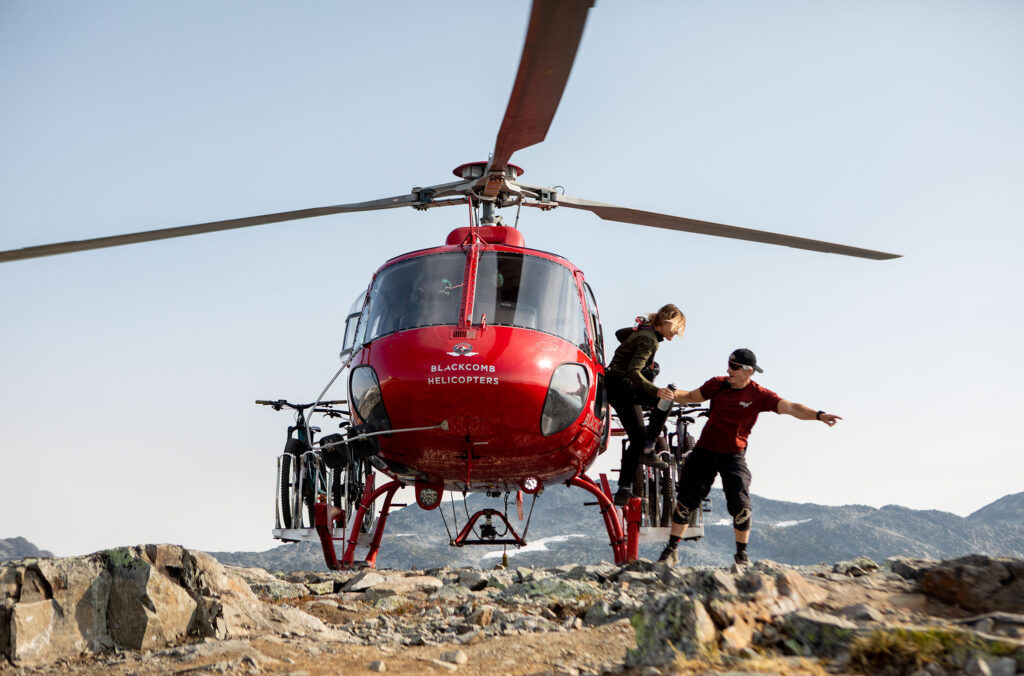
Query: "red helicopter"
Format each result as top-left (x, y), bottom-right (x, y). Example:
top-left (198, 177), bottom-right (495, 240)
top-left (0, 0), bottom-right (898, 568)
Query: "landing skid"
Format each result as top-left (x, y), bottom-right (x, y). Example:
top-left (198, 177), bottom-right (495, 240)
top-left (277, 456), bottom-right (687, 568)
top-left (295, 471), bottom-right (644, 569)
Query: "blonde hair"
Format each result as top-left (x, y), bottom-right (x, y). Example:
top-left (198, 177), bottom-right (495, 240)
top-left (646, 304), bottom-right (686, 336)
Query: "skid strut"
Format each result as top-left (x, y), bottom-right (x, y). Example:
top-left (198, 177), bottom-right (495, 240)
top-left (569, 473), bottom-right (633, 564)
top-left (314, 473), bottom-right (405, 570)
top-left (313, 501), bottom-right (346, 569)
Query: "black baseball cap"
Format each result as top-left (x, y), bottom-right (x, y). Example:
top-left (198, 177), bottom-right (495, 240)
top-left (729, 348), bottom-right (763, 373)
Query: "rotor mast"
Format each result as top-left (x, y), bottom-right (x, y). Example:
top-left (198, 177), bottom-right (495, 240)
top-left (453, 162), bottom-right (525, 226)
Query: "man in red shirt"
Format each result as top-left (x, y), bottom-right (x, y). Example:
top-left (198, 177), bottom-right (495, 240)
top-left (657, 348), bottom-right (841, 566)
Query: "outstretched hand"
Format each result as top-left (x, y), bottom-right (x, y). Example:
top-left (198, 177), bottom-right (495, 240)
top-left (820, 413), bottom-right (842, 427)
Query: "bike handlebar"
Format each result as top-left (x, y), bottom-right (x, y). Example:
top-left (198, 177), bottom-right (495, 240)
top-left (671, 406), bottom-right (708, 417)
top-left (255, 399), bottom-right (347, 412)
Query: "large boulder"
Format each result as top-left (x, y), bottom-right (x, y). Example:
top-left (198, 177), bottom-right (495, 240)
top-left (778, 609), bottom-right (859, 657)
top-left (627, 593), bottom-right (716, 667)
top-left (106, 548), bottom-right (197, 650)
top-left (921, 555), bottom-right (1024, 613)
top-left (6, 555), bottom-right (112, 664)
top-left (627, 561), bottom-right (829, 667)
top-left (0, 544), bottom-right (335, 667)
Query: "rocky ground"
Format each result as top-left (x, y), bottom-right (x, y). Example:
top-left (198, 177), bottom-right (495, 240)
top-left (2, 546), bottom-right (1024, 675)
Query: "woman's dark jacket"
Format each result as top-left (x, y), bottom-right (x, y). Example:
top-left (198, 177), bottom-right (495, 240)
top-left (605, 324), bottom-right (662, 399)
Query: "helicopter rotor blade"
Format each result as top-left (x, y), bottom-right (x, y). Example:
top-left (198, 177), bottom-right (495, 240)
top-left (490, 0), bottom-right (593, 172)
top-left (0, 179), bottom-right (477, 264)
top-left (553, 193), bottom-right (901, 260)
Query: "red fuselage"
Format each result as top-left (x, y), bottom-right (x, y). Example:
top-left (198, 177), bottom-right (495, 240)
top-left (344, 226), bottom-right (608, 493)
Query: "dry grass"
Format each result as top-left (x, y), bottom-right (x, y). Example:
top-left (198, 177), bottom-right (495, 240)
top-left (669, 652), bottom-right (831, 675)
top-left (848, 626), bottom-right (1021, 674)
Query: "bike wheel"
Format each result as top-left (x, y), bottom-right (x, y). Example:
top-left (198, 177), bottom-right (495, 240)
top-left (301, 459), bottom-right (330, 528)
top-left (657, 467), bottom-right (675, 527)
top-left (633, 465), bottom-right (653, 526)
top-left (641, 466), bottom-right (668, 527)
top-left (331, 468), bottom-right (344, 508)
top-left (304, 483), bottom-right (316, 528)
top-left (279, 454), bottom-right (294, 528)
top-left (358, 462), bottom-right (375, 533)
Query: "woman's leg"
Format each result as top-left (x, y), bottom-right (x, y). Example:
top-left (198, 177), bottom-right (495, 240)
top-left (609, 397), bottom-right (646, 495)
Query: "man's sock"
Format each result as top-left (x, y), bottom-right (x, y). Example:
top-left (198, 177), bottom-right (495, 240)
top-left (668, 535), bottom-right (681, 547)
top-left (735, 541), bottom-right (747, 555)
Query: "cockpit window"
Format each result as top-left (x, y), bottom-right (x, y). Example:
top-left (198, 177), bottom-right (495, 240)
top-left (474, 252), bottom-right (590, 355)
top-left (583, 282), bottom-right (605, 365)
top-left (341, 287), bottom-right (368, 357)
top-left (362, 254), bottom-right (465, 341)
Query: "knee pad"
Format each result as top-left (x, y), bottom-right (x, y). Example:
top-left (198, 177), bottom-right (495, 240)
top-left (732, 507), bottom-right (752, 532)
top-left (671, 500), bottom-right (691, 525)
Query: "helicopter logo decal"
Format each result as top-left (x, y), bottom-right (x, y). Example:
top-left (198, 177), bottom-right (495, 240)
top-left (448, 343), bottom-right (478, 357)
top-left (428, 361), bottom-right (499, 386)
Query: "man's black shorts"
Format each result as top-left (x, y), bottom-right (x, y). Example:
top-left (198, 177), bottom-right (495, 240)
top-left (676, 446), bottom-right (751, 517)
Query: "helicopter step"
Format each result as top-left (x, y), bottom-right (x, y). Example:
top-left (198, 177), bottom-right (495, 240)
top-left (271, 526), bottom-right (376, 547)
top-left (633, 521), bottom-right (704, 545)
top-left (630, 497), bottom-right (710, 545)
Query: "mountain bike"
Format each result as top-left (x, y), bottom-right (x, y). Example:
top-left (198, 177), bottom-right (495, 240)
top-left (629, 402), bottom-right (711, 533)
top-left (257, 399), bottom-right (372, 533)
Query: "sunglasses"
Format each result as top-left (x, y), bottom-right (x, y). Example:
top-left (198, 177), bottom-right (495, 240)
top-left (727, 361), bottom-right (747, 371)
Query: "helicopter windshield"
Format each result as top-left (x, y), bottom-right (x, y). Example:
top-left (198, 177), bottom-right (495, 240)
top-left (474, 252), bottom-right (590, 355)
top-left (362, 253), bottom-right (465, 341)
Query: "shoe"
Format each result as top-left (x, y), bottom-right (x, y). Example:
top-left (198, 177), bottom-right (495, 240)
top-left (733, 551), bottom-right (750, 566)
top-left (657, 545), bottom-right (679, 566)
top-left (613, 487), bottom-right (633, 506)
top-left (639, 452), bottom-right (669, 470)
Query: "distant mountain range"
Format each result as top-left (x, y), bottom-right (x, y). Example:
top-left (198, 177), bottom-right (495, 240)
top-left (5, 492), bottom-right (1020, 570)
top-left (205, 489), bottom-right (1024, 571)
top-left (0, 536), bottom-right (53, 562)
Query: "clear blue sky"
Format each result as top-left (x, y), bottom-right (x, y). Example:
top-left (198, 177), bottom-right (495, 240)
top-left (2, 1), bottom-right (1021, 557)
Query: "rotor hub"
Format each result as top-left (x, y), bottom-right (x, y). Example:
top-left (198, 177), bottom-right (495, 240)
top-left (453, 162), bottom-right (523, 180)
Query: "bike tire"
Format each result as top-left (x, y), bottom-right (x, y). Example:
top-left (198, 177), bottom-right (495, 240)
top-left (658, 467), bottom-right (675, 528)
top-left (359, 463), bottom-right (375, 533)
top-left (633, 465), bottom-right (653, 527)
top-left (279, 454), bottom-right (294, 528)
top-left (301, 459), bottom-right (326, 528)
top-left (645, 467), bottom-right (667, 527)
top-left (635, 463), bottom-right (673, 527)
top-left (304, 484), bottom-right (316, 529)
top-left (331, 468), bottom-right (343, 508)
